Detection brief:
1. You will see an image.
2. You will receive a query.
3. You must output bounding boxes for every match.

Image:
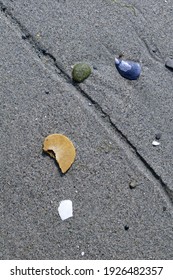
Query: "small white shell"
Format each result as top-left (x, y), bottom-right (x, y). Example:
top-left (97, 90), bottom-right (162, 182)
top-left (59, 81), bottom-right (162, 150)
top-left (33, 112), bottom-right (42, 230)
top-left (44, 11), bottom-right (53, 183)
top-left (152, 140), bottom-right (160, 146)
top-left (58, 200), bottom-right (73, 220)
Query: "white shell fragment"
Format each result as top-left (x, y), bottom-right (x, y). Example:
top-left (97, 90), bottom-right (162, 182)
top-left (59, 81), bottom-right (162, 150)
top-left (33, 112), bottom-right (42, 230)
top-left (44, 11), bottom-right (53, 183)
top-left (58, 200), bottom-right (73, 221)
top-left (152, 140), bottom-right (160, 146)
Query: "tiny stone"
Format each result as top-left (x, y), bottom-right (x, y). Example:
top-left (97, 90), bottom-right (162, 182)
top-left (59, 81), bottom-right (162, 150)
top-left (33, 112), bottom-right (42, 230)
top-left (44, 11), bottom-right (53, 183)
top-left (22, 35), bottom-right (26, 40)
top-left (93, 65), bottom-right (98, 70)
top-left (42, 49), bottom-right (48, 55)
top-left (36, 33), bottom-right (41, 39)
top-left (165, 57), bottom-right (173, 70)
top-left (129, 180), bottom-right (137, 189)
top-left (45, 91), bottom-right (49, 94)
top-left (163, 206), bottom-right (167, 211)
top-left (72, 63), bottom-right (91, 83)
top-left (81, 251), bottom-right (85, 256)
top-left (88, 103), bottom-right (92, 106)
top-left (22, 34), bottom-right (29, 40)
top-left (124, 225), bottom-right (129, 231)
top-left (155, 133), bottom-right (161, 140)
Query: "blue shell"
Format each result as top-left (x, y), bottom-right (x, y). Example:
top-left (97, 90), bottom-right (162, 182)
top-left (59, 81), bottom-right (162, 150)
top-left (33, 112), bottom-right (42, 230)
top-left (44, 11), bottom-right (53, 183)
top-left (115, 58), bottom-right (141, 80)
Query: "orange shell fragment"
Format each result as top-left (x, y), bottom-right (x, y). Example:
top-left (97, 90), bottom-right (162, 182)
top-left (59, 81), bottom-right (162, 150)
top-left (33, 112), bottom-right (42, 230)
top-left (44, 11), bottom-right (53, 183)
top-left (43, 134), bottom-right (76, 173)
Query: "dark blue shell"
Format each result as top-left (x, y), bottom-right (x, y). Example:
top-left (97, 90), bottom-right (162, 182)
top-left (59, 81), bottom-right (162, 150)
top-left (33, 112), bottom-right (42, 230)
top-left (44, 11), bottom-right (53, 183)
top-left (115, 58), bottom-right (141, 80)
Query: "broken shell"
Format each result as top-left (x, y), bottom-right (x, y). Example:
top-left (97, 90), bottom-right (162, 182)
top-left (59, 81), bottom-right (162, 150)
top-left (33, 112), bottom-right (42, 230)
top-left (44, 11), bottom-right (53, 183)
top-left (72, 63), bottom-right (91, 82)
top-left (58, 200), bottom-right (73, 220)
top-left (43, 134), bottom-right (76, 173)
top-left (152, 140), bottom-right (160, 146)
top-left (115, 57), bottom-right (141, 80)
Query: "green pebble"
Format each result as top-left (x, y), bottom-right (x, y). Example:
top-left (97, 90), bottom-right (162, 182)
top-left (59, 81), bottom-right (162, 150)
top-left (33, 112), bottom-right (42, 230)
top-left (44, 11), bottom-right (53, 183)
top-left (72, 63), bottom-right (91, 82)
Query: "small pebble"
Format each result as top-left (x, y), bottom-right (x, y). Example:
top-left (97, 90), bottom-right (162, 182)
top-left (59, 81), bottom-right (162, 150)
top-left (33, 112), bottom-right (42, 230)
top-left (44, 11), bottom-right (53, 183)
top-left (45, 91), bottom-right (49, 94)
top-left (163, 206), bottom-right (167, 212)
top-left (129, 180), bottom-right (137, 189)
top-left (81, 252), bottom-right (85, 256)
top-left (165, 57), bottom-right (173, 70)
top-left (22, 34), bottom-right (30, 40)
top-left (93, 65), bottom-right (98, 70)
top-left (2, 7), bottom-right (7, 12)
top-left (152, 48), bottom-right (157, 53)
top-left (155, 133), bottom-right (161, 140)
top-left (72, 63), bottom-right (92, 82)
top-left (124, 225), bottom-right (129, 231)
